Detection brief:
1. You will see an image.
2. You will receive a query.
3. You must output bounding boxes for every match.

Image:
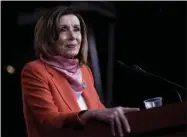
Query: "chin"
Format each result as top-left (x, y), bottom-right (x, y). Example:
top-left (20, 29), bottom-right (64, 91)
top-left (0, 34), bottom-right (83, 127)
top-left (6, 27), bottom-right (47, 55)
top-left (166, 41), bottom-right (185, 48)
top-left (65, 51), bottom-right (79, 58)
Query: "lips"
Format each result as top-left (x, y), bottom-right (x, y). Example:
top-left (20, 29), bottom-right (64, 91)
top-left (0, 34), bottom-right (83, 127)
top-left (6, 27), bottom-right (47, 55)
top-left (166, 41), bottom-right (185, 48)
top-left (66, 44), bottom-right (76, 48)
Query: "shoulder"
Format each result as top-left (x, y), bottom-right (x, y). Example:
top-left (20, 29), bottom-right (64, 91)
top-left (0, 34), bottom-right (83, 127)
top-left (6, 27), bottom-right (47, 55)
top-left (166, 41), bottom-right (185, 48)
top-left (81, 64), bottom-right (93, 75)
top-left (21, 59), bottom-right (47, 79)
top-left (23, 59), bottom-right (45, 70)
top-left (81, 64), bottom-right (94, 82)
top-left (22, 59), bottom-right (46, 71)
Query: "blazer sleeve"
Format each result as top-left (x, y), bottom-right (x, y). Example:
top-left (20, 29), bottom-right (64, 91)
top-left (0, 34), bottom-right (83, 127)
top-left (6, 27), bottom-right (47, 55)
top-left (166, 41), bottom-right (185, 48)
top-left (84, 65), bottom-right (105, 109)
top-left (21, 63), bottom-right (84, 129)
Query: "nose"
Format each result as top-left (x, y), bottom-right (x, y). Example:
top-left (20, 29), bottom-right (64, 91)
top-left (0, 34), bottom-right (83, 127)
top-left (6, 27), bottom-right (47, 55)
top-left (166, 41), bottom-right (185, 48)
top-left (68, 30), bottom-right (76, 40)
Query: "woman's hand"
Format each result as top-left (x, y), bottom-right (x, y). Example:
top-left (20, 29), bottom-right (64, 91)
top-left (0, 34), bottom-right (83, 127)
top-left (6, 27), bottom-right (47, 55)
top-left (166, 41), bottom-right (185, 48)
top-left (80, 107), bottom-right (140, 137)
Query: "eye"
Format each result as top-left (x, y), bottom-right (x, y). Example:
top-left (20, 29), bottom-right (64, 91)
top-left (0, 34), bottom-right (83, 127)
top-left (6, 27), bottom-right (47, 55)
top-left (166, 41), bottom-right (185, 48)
top-left (74, 26), bottom-right (80, 32)
top-left (60, 27), bottom-right (67, 32)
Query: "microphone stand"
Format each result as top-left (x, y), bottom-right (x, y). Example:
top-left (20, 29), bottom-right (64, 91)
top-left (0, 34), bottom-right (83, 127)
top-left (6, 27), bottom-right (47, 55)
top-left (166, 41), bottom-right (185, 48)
top-left (117, 60), bottom-right (186, 102)
top-left (132, 65), bottom-right (186, 102)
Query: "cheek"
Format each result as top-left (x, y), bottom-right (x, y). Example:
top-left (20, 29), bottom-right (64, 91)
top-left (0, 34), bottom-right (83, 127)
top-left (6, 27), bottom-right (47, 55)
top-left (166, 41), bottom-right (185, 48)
top-left (79, 35), bottom-right (82, 43)
top-left (78, 35), bottom-right (82, 47)
top-left (54, 35), bottom-right (66, 54)
top-left (58, 34), bottom-right (67, 45)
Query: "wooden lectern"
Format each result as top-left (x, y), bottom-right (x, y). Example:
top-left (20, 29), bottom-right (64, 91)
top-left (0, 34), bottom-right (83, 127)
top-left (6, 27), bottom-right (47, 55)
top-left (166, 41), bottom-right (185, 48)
top-left (63, 101), bottom-right (186, 137)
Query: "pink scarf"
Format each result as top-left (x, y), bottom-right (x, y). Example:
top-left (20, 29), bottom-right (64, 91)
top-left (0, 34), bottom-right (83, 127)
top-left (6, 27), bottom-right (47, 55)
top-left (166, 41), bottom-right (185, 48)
top-left (40, 55), bottom-right (83, 98)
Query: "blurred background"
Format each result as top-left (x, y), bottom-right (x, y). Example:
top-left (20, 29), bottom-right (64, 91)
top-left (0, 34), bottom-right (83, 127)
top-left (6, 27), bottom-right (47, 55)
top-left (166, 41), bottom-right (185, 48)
top-left (2, 1), bottom-right (186, 137)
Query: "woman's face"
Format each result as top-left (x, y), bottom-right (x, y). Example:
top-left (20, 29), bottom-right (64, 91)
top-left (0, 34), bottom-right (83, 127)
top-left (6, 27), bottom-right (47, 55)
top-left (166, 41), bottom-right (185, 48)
top-left (55, 14), bottom-right (82, 58)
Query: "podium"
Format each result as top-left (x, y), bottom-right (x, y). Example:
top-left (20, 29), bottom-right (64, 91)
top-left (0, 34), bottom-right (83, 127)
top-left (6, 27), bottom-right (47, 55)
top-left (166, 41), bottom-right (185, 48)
top-left (124, 101), bottom-right (186, 137)
top-left (64, 101), bottom-right (186, 137)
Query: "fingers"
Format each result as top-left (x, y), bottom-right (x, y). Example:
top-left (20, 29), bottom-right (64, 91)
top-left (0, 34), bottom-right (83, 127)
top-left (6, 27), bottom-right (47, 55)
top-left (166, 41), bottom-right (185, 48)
top-left (122, 107), bottom-right (140, 113)
top-left (114, 111), bottom-right (124, 137)
top-left (118, 111), bottom-right (131, 133)
top-left (109, 115), bottom-right (115, 136)
top-left (108, 107), bottom-right (140, 137)
top-left (117, 107), bottom-right (139, 133)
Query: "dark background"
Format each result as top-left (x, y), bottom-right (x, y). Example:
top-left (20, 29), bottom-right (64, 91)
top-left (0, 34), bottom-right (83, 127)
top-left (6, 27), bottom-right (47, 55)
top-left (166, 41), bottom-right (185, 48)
top-left (2, 1), bottom-right (186, 137)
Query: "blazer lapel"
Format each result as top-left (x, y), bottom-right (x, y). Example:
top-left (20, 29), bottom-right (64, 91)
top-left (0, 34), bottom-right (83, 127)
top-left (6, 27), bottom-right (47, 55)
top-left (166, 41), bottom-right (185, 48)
top-left (45, 64), bottom-right (80, 111)
top-left (81, 66), bottom-right (96, 109)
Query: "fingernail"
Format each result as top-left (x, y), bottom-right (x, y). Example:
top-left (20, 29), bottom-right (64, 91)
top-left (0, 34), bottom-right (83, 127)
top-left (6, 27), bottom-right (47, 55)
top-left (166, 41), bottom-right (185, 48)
top-left (127, 128), bottom-right (131, 133)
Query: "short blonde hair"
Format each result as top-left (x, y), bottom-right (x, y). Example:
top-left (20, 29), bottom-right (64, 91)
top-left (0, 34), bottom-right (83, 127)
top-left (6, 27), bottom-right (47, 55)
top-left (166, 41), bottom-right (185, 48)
top-left (34, 6), bottom-right (88, 65)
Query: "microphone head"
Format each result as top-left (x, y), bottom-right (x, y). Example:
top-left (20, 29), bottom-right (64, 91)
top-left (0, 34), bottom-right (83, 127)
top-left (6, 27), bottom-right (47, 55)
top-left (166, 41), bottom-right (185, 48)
top-left (116, 60), bottom-right (147, 73)
top-left (132, 65), bottom-right (147, 73)
top-left (116, 60), bottom-right (132, 69)
top-left (116, 60), bottom-right (146, 73)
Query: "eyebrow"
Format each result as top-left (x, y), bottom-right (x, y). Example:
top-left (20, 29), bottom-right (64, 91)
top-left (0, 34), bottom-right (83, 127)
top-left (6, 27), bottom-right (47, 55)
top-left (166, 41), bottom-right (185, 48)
top-left (59, 24), bottom-right (81, 27)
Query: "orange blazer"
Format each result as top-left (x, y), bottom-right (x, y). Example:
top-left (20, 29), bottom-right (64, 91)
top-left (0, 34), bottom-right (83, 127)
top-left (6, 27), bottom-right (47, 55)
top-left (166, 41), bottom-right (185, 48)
top-left (21, 60), bottom-right (105, 137)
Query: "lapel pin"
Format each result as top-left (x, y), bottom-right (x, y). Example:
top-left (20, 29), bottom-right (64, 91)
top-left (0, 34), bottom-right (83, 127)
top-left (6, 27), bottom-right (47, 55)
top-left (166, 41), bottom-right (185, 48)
top-left (82, 82), bottom-right (87, 88)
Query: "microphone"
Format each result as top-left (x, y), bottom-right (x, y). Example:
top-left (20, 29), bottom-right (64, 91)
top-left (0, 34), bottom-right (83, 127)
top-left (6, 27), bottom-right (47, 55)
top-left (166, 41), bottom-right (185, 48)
top-left (117, 60), bottom-right (186, 102)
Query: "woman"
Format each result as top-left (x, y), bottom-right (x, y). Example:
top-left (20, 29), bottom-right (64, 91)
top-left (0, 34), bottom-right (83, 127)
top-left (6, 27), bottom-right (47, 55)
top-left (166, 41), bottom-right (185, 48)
top-left (21, 6), bottom-right (139, 137)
